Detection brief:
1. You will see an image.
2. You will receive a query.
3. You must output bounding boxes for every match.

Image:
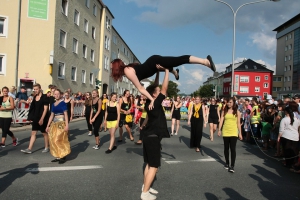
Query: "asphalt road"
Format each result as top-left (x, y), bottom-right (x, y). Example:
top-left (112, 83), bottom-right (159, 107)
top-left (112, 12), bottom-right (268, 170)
top-left (0, 119), bottom-right (299, 200)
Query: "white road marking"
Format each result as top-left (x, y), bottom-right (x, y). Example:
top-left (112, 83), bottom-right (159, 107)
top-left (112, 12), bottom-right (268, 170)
top-left (191, 157), bottom-right (218, 162)
top-left (25, 165), bottom-right (103, 172)
top-left (165, 161), bottom-right (184, 164)
top-left (165, 157), bottom-right (218, 164)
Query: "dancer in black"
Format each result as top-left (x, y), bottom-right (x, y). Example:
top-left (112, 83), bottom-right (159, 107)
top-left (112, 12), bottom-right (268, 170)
top-left (171, 96), bottom-right (182, 136)
top-left (140, 65), bottom-right (170, 200)
top-left (64, 91), bottom-right (74, 122)
top-left (90, 89), bottom-right (102, 150)
top-left (111, 55), bottom-right (216, 109)
top-left (208, 98), bottom-right (220, 141)
top-left (84, 92), bottom-right (93, 136)
top-left (188, 96), bottom-right (207, 152)
top-left (118, 90), bottom-right (134, 142)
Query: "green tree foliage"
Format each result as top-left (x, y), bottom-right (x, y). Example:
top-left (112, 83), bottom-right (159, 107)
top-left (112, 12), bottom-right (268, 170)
top-left (149, 80), bottom-right (180, 97)
top-left (199, 84), bottom-right (214, 97)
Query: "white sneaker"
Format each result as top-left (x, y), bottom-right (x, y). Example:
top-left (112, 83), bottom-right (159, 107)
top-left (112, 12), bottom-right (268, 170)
top-left (42, 148), bottom-right (49, 153)
top-left (142, 184), bottom-right (158, 194)
top-left (88, 132), bottom-right (92, 136)
top-left (174, 132), bottom-right (178, 135)
top-left (141, 191), bottom-right (156, 200)
top-left (94, 145), bottom-right (100, 150)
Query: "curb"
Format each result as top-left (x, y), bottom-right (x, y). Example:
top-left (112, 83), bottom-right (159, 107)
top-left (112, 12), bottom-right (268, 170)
top-left (6, 117), bottom-right (86, 133)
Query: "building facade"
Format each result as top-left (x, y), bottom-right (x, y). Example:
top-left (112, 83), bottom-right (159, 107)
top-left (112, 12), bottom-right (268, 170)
top-left (203, 72), bottom-right (225, 98)
top-left (0, 0), bottom-right (140, 96)
top-left (274, 13), bottom-right (300, 98)
top-left (223, 59), bottom-right (273, 99)
top-left (272, 75), bottom-right (284, 99)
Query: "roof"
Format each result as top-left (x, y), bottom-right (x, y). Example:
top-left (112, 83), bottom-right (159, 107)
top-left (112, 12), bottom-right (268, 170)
top-left (234, 59), bottom-right (273, 72)
top-left (273, 13), bottom-right (300, 32)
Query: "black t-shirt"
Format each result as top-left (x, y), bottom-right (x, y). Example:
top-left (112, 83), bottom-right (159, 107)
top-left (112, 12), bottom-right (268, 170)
top-left (144, 93), bottom-right (170, 139)
top-left (27, 94), bottom-right (50, 122)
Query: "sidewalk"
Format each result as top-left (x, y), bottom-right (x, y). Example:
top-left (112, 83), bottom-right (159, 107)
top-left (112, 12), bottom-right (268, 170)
top-left (7, 117), bottom-right (85, 133)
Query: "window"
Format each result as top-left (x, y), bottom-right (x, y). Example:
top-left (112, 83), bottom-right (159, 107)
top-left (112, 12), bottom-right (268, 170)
top-left (83, 44), bottom-right (87, 58)
top-left (92, 26), bottom-right (95, 39)
top-left (0, 54), bottom-right (6, 74)
top-left (289, 44), bottom-right (292, 50)
top-left (61, 0), bottom-right (68, 16)
top-left (85, 0), bottom-right (90, 8)
top-left (288, 76), bottom-right (291, 81)
top-left (107, 37), bottom-right (110, 50)
top-left (59, 30), bottom-right (66, 47)
top-left (0, 16), bottom-right (8, 37)
top-left (288, 55), bottom-right (291, 61)
top-left (284, 66), bottom-right (287, 71)
top-left (71, 66), bottom-right (77, 81)
top-left (288, 65), bottom-right (291, 71)
top-left (285, 56), bottom-right (287, 62)
top-left (113, 34), bottom-right (117, 44)
top-left (285, 46), bottom-right (287, 51)
top-left (73, 38), bottom-right (78, 53)
top-left (106, 16), bottom-right (110, 29)
top-left (104, 56), bottom-right (109, 70)
top-left (240, 86), bottom-right (249, 93)
top-left (240, 76), bottom-right (249, 83)
top-left (58, 62), bottom-right (65, 79)
top-left (255, 87), bottom-right (260, 92)
top-left (89, 73), bottom-right (94, 84)
top-left (255, 76), bottom-right (260, 82)
top-left (84, 19), bottom-right (88, 33)
top-left (105, 36), bottom-right (109, 49)
top-left (284, 76), bottom-right (287, 82)
top-left (245, 65), bottom-right (248, 69)
top-left (277, 77), bottom-right (282, 81)
top-left (111, 51), bottom-right (117, 60)
top-left (74, 10), bottom-right (79, 25)
top-left (264, 75), bottom-right (268, 80)
top-left (93, 4), bottom-right (97, 16)
top-left (289, 33), bottom-right (292, 39)
top-left (82, 70), bottom-right (86, 83)
top-left (263, 83), bottom-right (268, 88)
top-left (288, 86), bottom-right (290, 90)
top-left (254, 65), bottom-right (257, 69)
top-left (263, 92), bottom-right (268, 96)
top-left (91, 49), bottom-right (94, 62)
top-left (284, 87), bottom-right (286, 91)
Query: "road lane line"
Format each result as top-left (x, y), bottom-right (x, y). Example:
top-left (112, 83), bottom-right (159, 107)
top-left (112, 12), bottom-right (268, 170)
top-left (165, 161), bottom-right (184, 164)
top-left (25, 165), bottom-right (103, 172)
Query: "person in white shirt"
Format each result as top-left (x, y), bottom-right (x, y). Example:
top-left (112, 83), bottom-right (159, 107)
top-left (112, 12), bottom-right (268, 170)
top-left (278, 106), bottom-right (300, 167)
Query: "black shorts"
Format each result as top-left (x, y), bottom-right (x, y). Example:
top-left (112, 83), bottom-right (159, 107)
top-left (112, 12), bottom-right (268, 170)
top-left (143, 136), bottom-right (161, 168)
top-left (31, 121), bottom-right (47, 133)
top-left (208, 116), bottom-right (219, 124)
top-left (172, 112), bottom-right (181, 120)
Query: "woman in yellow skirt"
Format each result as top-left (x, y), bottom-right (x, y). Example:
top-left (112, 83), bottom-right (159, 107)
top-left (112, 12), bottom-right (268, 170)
top-left (46, 89), bottom-right (70, 164)
top-left (218, 97), bottom-right (242, 173)
top-left (103, 92), bottom-right (120, 154)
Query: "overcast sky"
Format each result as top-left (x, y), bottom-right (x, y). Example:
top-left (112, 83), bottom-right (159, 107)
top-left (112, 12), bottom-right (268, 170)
top-left (103, 0), bottom-right (300, 95)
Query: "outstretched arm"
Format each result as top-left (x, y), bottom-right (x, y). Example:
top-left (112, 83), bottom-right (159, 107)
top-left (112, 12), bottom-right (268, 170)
top-left (154, 71), bottom-right (159, 85)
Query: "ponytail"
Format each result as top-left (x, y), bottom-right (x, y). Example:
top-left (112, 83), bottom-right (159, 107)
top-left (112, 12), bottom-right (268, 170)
top-left (285, 107), bottom-right (294, 125)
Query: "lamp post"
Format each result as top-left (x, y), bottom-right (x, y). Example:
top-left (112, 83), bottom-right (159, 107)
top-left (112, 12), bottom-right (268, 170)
top-left (215, 0), bottom-right (280, 97)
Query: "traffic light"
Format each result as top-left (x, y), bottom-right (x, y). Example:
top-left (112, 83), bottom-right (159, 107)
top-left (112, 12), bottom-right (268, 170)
top-left (95, 78), bottom-right (101, 89)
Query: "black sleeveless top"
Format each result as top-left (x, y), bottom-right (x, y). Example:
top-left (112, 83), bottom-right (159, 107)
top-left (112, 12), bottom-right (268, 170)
top-left (107, 101), bottom-right (117, 121)
top-left (209, 104), bottom-right (218, 118)
top-left (121, 98), bottom-right (130, 114)
top-left (192, 104), bottom-right (203, 119)
top-left (92, 99), bottom-right (100, 116)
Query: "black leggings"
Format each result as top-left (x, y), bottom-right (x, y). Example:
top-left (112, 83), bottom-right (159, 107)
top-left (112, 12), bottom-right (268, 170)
top-left (223, 137), bottom-right (238, 167)
top-left (281, 137), bottom-right (299, 167)
top-left (85, 114), bottom-right (92, 131)
top-left (143, 55), bottom-right (190, 71)
top-left (92, 115), bottom-right (102, 137)
top-left (0, 118), bottom-right (14, 138)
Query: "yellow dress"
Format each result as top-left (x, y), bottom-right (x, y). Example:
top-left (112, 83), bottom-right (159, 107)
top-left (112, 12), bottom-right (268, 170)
top-left (222, 113), bottom-right (238, 137)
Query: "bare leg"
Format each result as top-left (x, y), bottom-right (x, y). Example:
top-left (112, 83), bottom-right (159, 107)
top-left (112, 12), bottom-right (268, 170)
top-left (42, 132), bottom-right (49, 149)
top-left (95, 136), bottom-right (100, 145)
top-left (143, 164), bottom-right (158, 192)
top-left (28, 131), bottom-right (37, 150)
top-left (108, 128), bottom-right (116, 150)
top-left (119, 126), bottom-right (123, 140)
top-left (212, 124), bottom-right (217, 141)
top-left (125, 125), bottom-right (134, 140)
top-left (189, 56), bottom-right (211, 67)
top-left (209, 123), bottom-right (214, 141)
top-left (171, 119), bottom-right (175, 135)
top-left (176, 120), bottom-right (180, 134)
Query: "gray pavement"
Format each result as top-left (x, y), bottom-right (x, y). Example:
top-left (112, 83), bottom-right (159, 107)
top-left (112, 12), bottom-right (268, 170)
top-left (0, 120), bottom-right (299, 199)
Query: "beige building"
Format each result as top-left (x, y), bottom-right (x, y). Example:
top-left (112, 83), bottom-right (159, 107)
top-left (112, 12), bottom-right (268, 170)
top-left (274, 13), bottom-right (300, 98)
top-left (1, 0), bottom-right (103, 94)
top-left (110, 26), bottom-right (140, 96)
top-left (272, 75), bottom-right (283, 99)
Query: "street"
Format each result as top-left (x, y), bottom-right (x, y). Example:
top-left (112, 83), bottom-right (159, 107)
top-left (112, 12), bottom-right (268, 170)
top-left (0, 119), bottom-right (299, 200)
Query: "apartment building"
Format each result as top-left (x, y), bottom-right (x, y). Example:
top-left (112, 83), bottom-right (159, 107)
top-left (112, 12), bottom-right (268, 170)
top-left (273, 13), bottom-right (300, 98)
top-left (110, 26), bottom-right (140, 96)
top-left (272, 75), bottom-right (284, 99)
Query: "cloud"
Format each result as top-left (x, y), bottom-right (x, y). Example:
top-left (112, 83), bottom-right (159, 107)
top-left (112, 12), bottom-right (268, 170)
top-left (254, 59), bottom-right (276, 74)
top-left (125, 0), bottom-right (159, 8)
top-left (173, 80), bottom-right (181, 86)
top-left (250, 32), bottom-right (277, 59)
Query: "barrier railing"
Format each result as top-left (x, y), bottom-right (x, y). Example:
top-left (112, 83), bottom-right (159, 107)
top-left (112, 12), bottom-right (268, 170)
top-left (12, 102), bottom-right (85, 124)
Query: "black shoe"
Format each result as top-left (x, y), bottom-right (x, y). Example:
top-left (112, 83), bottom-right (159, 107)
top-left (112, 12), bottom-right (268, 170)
top-left (207, 55), bottom-right (216, 72)
top-left (224, 164), bottom-right (229, 170)
top-left (117, 140), bottom-right (122, 143)
top-left (59, 158), bottom-right (66, 164)
top-left (112, 146), bottom-right (117, 150)
top-left (228, 166), bottom-right (234, 173)
top-left (175, 69), bottom-right (179, 80)
top-left (105, 149), bottom-right (112, 154)
top-left (51, 159), bottom-right (59, 162)
top-left (135, 142), bottom-right (142, 145)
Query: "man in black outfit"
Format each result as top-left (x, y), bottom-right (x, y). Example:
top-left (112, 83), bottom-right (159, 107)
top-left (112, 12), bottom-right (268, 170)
top-left (140, 66), bottom-right (170, 200)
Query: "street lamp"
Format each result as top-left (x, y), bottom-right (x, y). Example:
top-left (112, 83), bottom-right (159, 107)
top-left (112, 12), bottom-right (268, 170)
top-left (215, 0), bottom-right (280, 97)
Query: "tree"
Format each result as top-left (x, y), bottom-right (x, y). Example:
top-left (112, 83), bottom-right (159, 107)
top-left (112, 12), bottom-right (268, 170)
top-left (199, 84), bottom-right (214, 97)
top-left (149, 80), bottom-right (180, 97)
